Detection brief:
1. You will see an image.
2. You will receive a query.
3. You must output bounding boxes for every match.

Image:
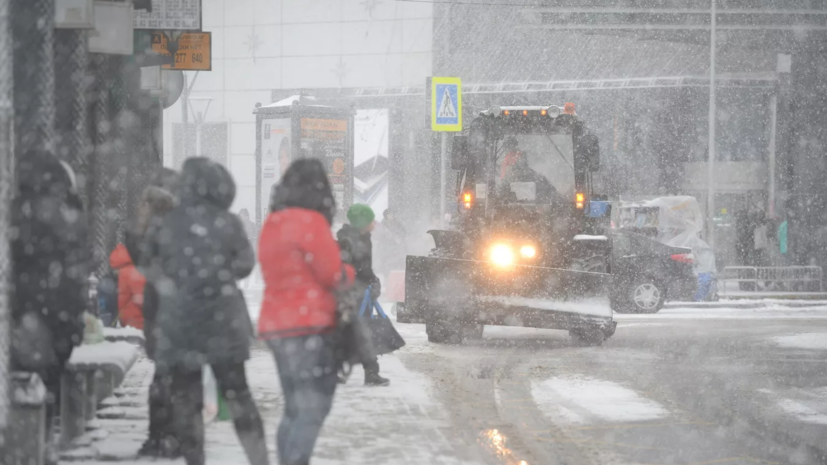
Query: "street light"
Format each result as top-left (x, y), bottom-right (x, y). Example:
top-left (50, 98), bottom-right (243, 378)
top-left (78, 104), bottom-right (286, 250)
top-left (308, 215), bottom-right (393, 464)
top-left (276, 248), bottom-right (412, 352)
top-left (707, 0), bottom-right (717, 247)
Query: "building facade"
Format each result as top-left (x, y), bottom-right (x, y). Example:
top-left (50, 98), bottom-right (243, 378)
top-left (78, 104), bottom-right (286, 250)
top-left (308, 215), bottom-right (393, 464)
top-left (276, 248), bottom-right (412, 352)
top-left (162, 0), bottom-right (433, 214)
top-left (165, 0), bottom-right (827, 267)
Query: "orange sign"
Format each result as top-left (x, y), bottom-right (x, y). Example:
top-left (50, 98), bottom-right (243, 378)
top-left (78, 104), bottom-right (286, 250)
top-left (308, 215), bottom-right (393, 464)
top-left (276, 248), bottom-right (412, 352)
top-left (151, 32), bottom-right (212, 71)
top-left (332, 158), bottom-right (345, 174)
top-left (300, 118), bottom-right (347, 132)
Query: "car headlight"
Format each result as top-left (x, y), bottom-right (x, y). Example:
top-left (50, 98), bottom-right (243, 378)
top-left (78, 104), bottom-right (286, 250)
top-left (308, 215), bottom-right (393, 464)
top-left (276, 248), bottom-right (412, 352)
top-left (490, 243), bottom-right (515, 267)
top-left (519, 245), bottom-right (536, 259)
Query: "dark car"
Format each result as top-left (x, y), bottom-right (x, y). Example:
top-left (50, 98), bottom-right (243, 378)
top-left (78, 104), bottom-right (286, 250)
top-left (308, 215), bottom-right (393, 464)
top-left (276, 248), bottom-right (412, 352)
top-left (609, 231), bottom-right (697, 313)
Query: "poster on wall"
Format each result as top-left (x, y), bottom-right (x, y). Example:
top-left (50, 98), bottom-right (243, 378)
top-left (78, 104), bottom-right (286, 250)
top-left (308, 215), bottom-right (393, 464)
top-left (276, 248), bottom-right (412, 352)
top-left (260, 118), bottom-right (292, 222)
top-left (354, 109), bottom-right (389, 221)
top-left (300, 117), bottom-right (349, 214)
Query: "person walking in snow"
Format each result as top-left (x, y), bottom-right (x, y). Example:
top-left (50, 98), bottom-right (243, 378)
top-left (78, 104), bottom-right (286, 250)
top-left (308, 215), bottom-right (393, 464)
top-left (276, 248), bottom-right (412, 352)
top-left (127, 169), bottom-right (181, 458)
top-left (109, 243), bottom-right (146, 329)
top-left (140, 158), bottom-right (269, 465)
top-left (374, 208), bottom-right (407, 277)
top-left (11, 150), bottom-right (89, 464)
top-left (259, 159), bottom-right (356, 465)
top-left (338, 203), bottom-right (391, 387)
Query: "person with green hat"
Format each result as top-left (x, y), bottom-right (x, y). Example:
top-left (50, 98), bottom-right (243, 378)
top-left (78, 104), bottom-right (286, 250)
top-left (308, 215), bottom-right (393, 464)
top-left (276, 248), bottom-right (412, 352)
top-left (337, 203), bottom-right (390, 386)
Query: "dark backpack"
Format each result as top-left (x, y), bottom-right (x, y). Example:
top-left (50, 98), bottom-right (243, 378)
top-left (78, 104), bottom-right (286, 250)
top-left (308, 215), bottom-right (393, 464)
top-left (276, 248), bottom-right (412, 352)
top-left (97, 270), bottom-right (119, 327)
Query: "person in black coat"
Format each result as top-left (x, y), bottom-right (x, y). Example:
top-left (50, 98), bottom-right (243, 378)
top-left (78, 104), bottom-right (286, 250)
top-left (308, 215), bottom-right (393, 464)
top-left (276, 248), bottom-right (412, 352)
top-left (125, 168), bottom-right (180, 458)
top-left (11, 150), bottom-right (89, 461)
top-left (337, 204), bottom-right (390, 387)
top-left (140, 157), bottom-right (268, 465)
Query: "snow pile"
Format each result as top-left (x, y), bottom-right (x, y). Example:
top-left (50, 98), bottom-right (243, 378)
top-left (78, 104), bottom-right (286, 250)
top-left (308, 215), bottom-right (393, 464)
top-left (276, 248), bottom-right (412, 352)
top-left (771, 333), bottom-right (827, 350)
top-left (759, 387), bottom-right (827, 425)
top-left (68, 341), bottom-right (139, 372)
top-left (532, 376), bottom-right (669, 424)
top-left (10, 373), bottom-right (47, 406)
top-left (776, 398), bottom-right (827, 425)
top-left (573, 234), bottom-right (607, 241)
top-left (261, 95), bottom-right (318, 108)
top-left (617, 305), bottom-right (827, 320)
top-left (103, 327), bottom-right (144, 341)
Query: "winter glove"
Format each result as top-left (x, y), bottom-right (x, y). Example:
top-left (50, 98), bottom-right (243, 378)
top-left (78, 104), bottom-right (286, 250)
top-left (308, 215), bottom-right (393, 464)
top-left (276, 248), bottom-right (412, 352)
top-left (370, 279), bottom-right (382, 302)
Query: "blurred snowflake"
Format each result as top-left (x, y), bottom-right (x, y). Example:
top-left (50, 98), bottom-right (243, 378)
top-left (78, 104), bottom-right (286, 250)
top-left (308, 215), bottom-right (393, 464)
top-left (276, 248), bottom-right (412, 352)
top-left (244, 27), bottom-right (264, 62)
top-left (361, 0), bottom-right (381, 18)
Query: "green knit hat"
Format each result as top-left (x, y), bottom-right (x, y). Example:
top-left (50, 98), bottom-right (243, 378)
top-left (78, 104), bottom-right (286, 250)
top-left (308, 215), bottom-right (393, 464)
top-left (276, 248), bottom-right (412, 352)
top-left (347, 203), bottom-right (375, 230)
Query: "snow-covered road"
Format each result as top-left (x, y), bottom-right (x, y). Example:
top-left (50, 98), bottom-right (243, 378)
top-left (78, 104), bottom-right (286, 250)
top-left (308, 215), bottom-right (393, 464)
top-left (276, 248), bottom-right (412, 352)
top-left (70, 303), bottom-right (827, 465)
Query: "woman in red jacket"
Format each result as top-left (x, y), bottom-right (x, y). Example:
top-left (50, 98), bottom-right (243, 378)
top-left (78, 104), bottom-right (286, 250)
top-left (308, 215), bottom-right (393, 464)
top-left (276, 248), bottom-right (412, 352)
top-left (258, 159), bottom-right (354, 465)
top-left (109, 243), bottom-right (146, 329)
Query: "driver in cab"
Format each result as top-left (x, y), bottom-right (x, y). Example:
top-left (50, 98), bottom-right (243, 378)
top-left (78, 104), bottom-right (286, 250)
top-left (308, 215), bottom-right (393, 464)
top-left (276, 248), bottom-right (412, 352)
top-left (499, 138), bottom-right (557, 205)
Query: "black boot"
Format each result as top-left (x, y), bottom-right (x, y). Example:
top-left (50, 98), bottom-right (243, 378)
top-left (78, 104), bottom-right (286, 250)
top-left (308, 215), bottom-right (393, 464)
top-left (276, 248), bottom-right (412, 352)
top-left (137, 438), bottom-right (161, 457)
top-left (364, 361), bottom-right (390, 386)
top-left (157, 435), bottom-right (183, 459)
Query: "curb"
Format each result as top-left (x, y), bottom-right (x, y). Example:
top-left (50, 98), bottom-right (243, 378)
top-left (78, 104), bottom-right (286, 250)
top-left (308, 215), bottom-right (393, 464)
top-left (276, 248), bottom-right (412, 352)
top-left (665, 300), bottom-right (827, 309)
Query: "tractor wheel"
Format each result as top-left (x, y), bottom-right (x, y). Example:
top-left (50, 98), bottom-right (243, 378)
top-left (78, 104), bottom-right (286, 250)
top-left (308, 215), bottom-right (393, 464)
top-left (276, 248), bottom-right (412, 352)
top-left (426, 317), bottom-right (463, 344)
top-left (395, 302), bottom-right (412, 323)
top-left (463, 323), bottom-right (484, 340)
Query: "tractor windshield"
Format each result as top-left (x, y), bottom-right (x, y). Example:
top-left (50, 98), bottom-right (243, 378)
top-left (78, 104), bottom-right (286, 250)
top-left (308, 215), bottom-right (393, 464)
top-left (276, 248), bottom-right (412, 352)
top-left (495, 133), bottom-right (575, 204)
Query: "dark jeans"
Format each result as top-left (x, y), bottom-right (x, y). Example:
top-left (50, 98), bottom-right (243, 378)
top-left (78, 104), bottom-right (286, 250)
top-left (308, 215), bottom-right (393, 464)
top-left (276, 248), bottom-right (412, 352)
top-left (268, 334), bottom-right (338, 465)
top-left (169, 362), bottom-right (269, 465)
top-left (147, 369), bottom-right (174, 447)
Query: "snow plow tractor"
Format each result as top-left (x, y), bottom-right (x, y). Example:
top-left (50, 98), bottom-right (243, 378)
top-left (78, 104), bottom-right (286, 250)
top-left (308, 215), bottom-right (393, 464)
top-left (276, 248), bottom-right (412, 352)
top-left (405, 104), bottom-right (616, 345)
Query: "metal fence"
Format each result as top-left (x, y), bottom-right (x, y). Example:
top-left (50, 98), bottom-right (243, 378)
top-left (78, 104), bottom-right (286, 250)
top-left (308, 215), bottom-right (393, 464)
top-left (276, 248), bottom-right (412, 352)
top-left (719, 266), bottom-right (824, 294)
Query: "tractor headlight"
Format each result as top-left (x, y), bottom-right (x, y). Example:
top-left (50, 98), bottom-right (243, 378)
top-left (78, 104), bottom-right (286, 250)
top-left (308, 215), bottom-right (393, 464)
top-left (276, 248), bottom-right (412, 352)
top-left (490, 243), bottom-right (515, 267)
top-left (519, 245), bottom-right (536, 259)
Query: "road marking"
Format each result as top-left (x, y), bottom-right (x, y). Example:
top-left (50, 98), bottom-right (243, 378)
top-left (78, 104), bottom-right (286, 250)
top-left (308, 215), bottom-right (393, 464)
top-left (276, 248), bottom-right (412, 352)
top-left (775, 398), bottom-right (827, 424)
top-left (635, 458), bottom-right (779, 465)
top-left (771, 333), bottom-right (827, 350)
top-left (759, 387), bottom-right (827, 425)
top-left (493, 378), bottom-right (503, 416)
top-left (531, 376), bottom-right (669, 425)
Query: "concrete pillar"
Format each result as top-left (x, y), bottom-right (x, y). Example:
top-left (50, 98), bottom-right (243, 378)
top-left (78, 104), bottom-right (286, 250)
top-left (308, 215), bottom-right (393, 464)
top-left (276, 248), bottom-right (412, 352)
top-left (60, 370), bottom-right (87, 445)
top-left (83, 371), bottom-right (97, 424)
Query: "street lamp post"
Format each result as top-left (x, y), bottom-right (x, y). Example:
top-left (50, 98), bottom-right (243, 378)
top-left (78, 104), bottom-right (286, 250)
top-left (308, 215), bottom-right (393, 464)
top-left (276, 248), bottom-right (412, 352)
top-left (707, 0), bottom-right (717, 246)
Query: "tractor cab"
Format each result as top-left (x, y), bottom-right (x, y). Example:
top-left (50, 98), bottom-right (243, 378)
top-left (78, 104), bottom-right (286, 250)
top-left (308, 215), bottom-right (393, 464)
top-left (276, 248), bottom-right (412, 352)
top-left (450, 104), bottom-right (602, 268)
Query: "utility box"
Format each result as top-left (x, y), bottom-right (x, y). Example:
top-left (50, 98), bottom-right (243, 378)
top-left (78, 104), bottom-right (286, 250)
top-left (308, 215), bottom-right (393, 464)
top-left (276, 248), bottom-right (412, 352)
top-left (254, 95), bottom-right (355, 227)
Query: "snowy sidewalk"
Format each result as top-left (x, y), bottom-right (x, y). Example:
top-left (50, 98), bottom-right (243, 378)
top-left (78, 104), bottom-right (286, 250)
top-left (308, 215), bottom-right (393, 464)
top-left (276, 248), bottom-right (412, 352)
top-left (69, 335), bottom-right (474, 464)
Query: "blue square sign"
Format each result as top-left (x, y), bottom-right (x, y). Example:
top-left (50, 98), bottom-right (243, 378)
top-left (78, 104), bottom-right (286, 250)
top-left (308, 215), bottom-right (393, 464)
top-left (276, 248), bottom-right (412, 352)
top-left (431, 77), bottom-right (462, 131)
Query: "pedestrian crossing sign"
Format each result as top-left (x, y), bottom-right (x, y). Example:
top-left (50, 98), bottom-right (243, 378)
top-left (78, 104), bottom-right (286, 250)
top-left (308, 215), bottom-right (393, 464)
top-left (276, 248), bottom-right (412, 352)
top-left (431, 77), bottom-right (462, 132)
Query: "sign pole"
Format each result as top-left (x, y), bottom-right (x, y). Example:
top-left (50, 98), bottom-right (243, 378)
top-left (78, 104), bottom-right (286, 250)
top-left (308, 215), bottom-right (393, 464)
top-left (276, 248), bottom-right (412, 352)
top-left (440, 132), bottom-right (447, 227)
top-left (430, 76), bottom-right (462, 229)
top-left (181, 72), bottom-right (189, 167)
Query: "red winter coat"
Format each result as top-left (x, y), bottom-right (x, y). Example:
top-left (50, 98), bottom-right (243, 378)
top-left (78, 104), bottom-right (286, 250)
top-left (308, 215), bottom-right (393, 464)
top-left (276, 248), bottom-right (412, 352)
top-left (257, 208), bottom-right (355, 339)
top-left (109, 244), bottom-right (146, 329)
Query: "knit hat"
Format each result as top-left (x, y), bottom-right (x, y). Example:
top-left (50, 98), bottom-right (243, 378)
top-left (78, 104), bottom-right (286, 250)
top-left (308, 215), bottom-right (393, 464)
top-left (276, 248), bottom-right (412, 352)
top-left (347, 203), bottom-right (375, 230)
